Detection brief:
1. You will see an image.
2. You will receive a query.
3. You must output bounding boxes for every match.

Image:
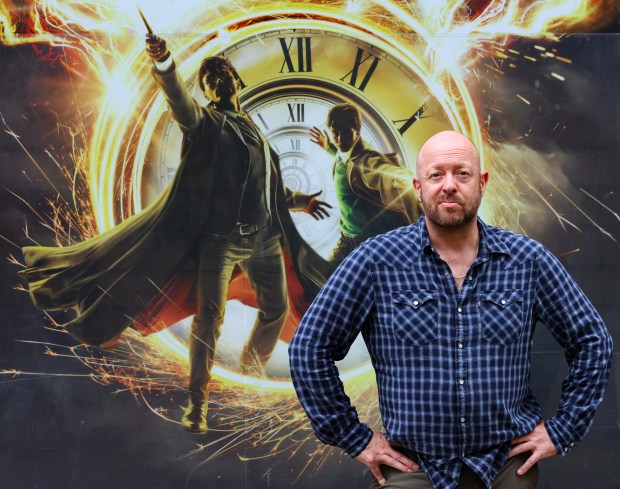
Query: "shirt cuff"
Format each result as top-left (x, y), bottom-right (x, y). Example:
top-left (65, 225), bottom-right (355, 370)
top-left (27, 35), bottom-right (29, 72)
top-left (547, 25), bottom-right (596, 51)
top-left (154, 56), bottom-right (174, 73)
top-left (337, 422), bottom-right (374, 458)
top-left (545, 418), bottom-right (578, 457)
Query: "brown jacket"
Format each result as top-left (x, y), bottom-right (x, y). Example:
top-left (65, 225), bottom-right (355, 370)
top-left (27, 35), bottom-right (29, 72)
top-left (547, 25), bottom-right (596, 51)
top-left (331, 139), bottom-right (420, 224)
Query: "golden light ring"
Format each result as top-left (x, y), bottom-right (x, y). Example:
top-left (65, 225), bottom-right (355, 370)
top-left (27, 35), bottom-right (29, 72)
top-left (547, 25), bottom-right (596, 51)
top-left (89, 8), bottom-right (483, 391)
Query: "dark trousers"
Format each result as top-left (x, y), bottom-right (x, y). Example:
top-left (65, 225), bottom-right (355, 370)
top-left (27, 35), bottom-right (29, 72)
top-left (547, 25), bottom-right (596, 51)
top-left (369, 452), bottom-right (539, 489)
top-left (188, 226), bottom-right (289, 401)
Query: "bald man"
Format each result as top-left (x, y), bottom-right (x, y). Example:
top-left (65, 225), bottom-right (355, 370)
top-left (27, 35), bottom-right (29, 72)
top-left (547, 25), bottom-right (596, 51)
top-left (289, 131), bottom-right (612, 488)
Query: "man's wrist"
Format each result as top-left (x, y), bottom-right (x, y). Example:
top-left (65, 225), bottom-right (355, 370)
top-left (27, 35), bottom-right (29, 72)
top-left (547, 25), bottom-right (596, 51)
top-left (545, 418), bottom-right (577, 456)
top-left (338, 422), bottom-right (374, 458)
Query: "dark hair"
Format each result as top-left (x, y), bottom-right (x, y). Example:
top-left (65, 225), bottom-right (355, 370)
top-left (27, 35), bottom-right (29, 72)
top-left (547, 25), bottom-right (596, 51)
top-left (197, 56), bottom-right (241, 92)
top-left (327, 103), bottom-right (362, 132)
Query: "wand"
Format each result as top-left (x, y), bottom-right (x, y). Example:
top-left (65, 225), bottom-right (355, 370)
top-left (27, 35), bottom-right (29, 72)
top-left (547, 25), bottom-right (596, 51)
top-left (138, 6), bottom-right (153, 35)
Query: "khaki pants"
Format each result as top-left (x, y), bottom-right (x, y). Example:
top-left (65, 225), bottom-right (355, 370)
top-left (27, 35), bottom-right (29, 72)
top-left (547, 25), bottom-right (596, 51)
top-left (188, 227), bottom-right (288, 401)
top-left (369, 452), bottom-right (539, 489)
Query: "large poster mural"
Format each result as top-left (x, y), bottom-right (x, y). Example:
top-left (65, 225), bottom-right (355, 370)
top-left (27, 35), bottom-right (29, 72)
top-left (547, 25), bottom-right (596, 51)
top-left (1, 1), bottom-right (618, 488)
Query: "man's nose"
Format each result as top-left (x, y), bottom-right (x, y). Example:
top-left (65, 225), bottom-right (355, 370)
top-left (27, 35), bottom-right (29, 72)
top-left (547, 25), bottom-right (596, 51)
top-left (442, 174), bottom-right (458, 192)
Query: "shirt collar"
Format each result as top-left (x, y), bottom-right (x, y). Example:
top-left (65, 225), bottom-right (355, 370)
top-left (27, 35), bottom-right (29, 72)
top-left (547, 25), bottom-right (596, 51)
top-left (477, 218), bottom-right (511, 259)
top-left (217, 108), bottom-right (244, 119)
top-left (418, 216), bottom-right (510, 257)
top-left (373, 215), bottom-right (510, 269)
top-left (337, 147), bottom-right (353, 164)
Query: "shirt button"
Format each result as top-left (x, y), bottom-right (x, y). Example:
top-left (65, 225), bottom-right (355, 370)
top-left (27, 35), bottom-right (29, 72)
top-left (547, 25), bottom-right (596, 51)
top-left (413, 300), bottom-right (419, 306)
top-left (501, 299), bottom-right (506, 305)
top-left (458, 343), bottom-right (464, 349)
top-left (457, 307), bottom-right (462, 313)
top-left (468, 276), bottom-right (473, 281)
top-left (460, 417), bottom-right (465, 423)
top-left (570, 442), bottom-right (575, 447)
top-left (459, 379), bottom-right (465, 385)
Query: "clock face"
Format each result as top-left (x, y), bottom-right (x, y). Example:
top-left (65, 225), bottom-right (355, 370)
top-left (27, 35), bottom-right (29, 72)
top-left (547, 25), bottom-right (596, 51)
top-left (225, 28), bottom-right (454, 162)
top-left (150, 27), bottom-right (462, 379)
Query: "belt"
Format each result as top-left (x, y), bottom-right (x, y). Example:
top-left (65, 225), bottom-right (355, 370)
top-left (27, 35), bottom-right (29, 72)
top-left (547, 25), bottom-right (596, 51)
top-left (235, 223), bottom-right (262, 235)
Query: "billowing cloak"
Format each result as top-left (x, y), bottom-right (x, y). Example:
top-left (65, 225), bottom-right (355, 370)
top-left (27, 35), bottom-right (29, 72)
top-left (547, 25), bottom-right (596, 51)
top-left (19, 108), bottom-right (330, 347)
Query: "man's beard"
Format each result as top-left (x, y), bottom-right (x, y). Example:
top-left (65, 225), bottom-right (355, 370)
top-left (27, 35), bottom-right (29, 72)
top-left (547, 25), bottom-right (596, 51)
top-left (421, 193), bottom-right (481, 229)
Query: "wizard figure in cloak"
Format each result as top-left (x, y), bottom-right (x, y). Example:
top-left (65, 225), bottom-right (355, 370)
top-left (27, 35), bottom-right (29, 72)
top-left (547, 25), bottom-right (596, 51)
top-left (18, 34), bottom-right (333, 434)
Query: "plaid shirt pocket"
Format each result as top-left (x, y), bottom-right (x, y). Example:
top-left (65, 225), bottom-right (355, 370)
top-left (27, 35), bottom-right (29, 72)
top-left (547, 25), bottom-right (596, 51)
top-left (479, 290), bottom-right (524, 346)
top-left (391, 290), bottom-right (438, 348)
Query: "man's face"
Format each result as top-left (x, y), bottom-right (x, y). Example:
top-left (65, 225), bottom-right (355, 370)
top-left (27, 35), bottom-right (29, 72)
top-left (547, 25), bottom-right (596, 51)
top-left (413, 132), bottom-right (488, 230)
top-left (329, 122), bottom-right (360, 153)
top-left (202, 66), bottom-right (239, 103)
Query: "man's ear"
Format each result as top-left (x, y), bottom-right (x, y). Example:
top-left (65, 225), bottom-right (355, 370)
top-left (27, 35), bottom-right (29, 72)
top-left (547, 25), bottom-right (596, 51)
top-left (479, 171), bottom-right (489, 196)
top-left (413, 178), bottom-right (421, 194)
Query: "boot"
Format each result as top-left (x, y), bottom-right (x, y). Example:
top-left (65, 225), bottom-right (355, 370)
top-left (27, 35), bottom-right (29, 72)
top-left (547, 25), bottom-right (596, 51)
top-left (181, 399), bottom-right (207, 434)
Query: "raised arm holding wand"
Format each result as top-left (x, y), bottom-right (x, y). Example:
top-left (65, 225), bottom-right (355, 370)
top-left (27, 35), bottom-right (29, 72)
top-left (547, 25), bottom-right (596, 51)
top-left (19, 12), bottom-right (333, 435)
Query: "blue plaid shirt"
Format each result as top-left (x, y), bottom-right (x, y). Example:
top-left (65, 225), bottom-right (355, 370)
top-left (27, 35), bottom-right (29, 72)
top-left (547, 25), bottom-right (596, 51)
top-left (289, 216), bottom-right (612, 489)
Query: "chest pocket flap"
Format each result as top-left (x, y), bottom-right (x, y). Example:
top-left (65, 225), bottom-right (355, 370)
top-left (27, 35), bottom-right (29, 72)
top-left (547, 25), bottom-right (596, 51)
top-left (479, 290), bottom-right (523, 308)
top-left (391, 290), bottom-right (438, 347)
top-left (479, 289), bottom-right (524, 346)
top-left (392, 290), bottom-right (436, 309)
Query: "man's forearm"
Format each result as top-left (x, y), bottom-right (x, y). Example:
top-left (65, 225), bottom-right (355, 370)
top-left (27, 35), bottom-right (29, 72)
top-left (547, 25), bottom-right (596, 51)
top-left (536, 247), bottom-right (614, 455)
top-left (544, 325), bottom-right (612, 455)
top-left (288, 244), bottom-right (376, 456)
top-left (289, 345), bottom-right (373, 456)
top-left (151, 59), bottom-right (202, 133)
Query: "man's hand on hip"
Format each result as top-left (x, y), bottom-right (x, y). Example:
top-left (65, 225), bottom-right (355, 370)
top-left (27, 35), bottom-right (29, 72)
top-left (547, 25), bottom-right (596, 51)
top-left (508, 421), bottom-right (558, 476)
top-left (355, 432), bottom-right (419, 486)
